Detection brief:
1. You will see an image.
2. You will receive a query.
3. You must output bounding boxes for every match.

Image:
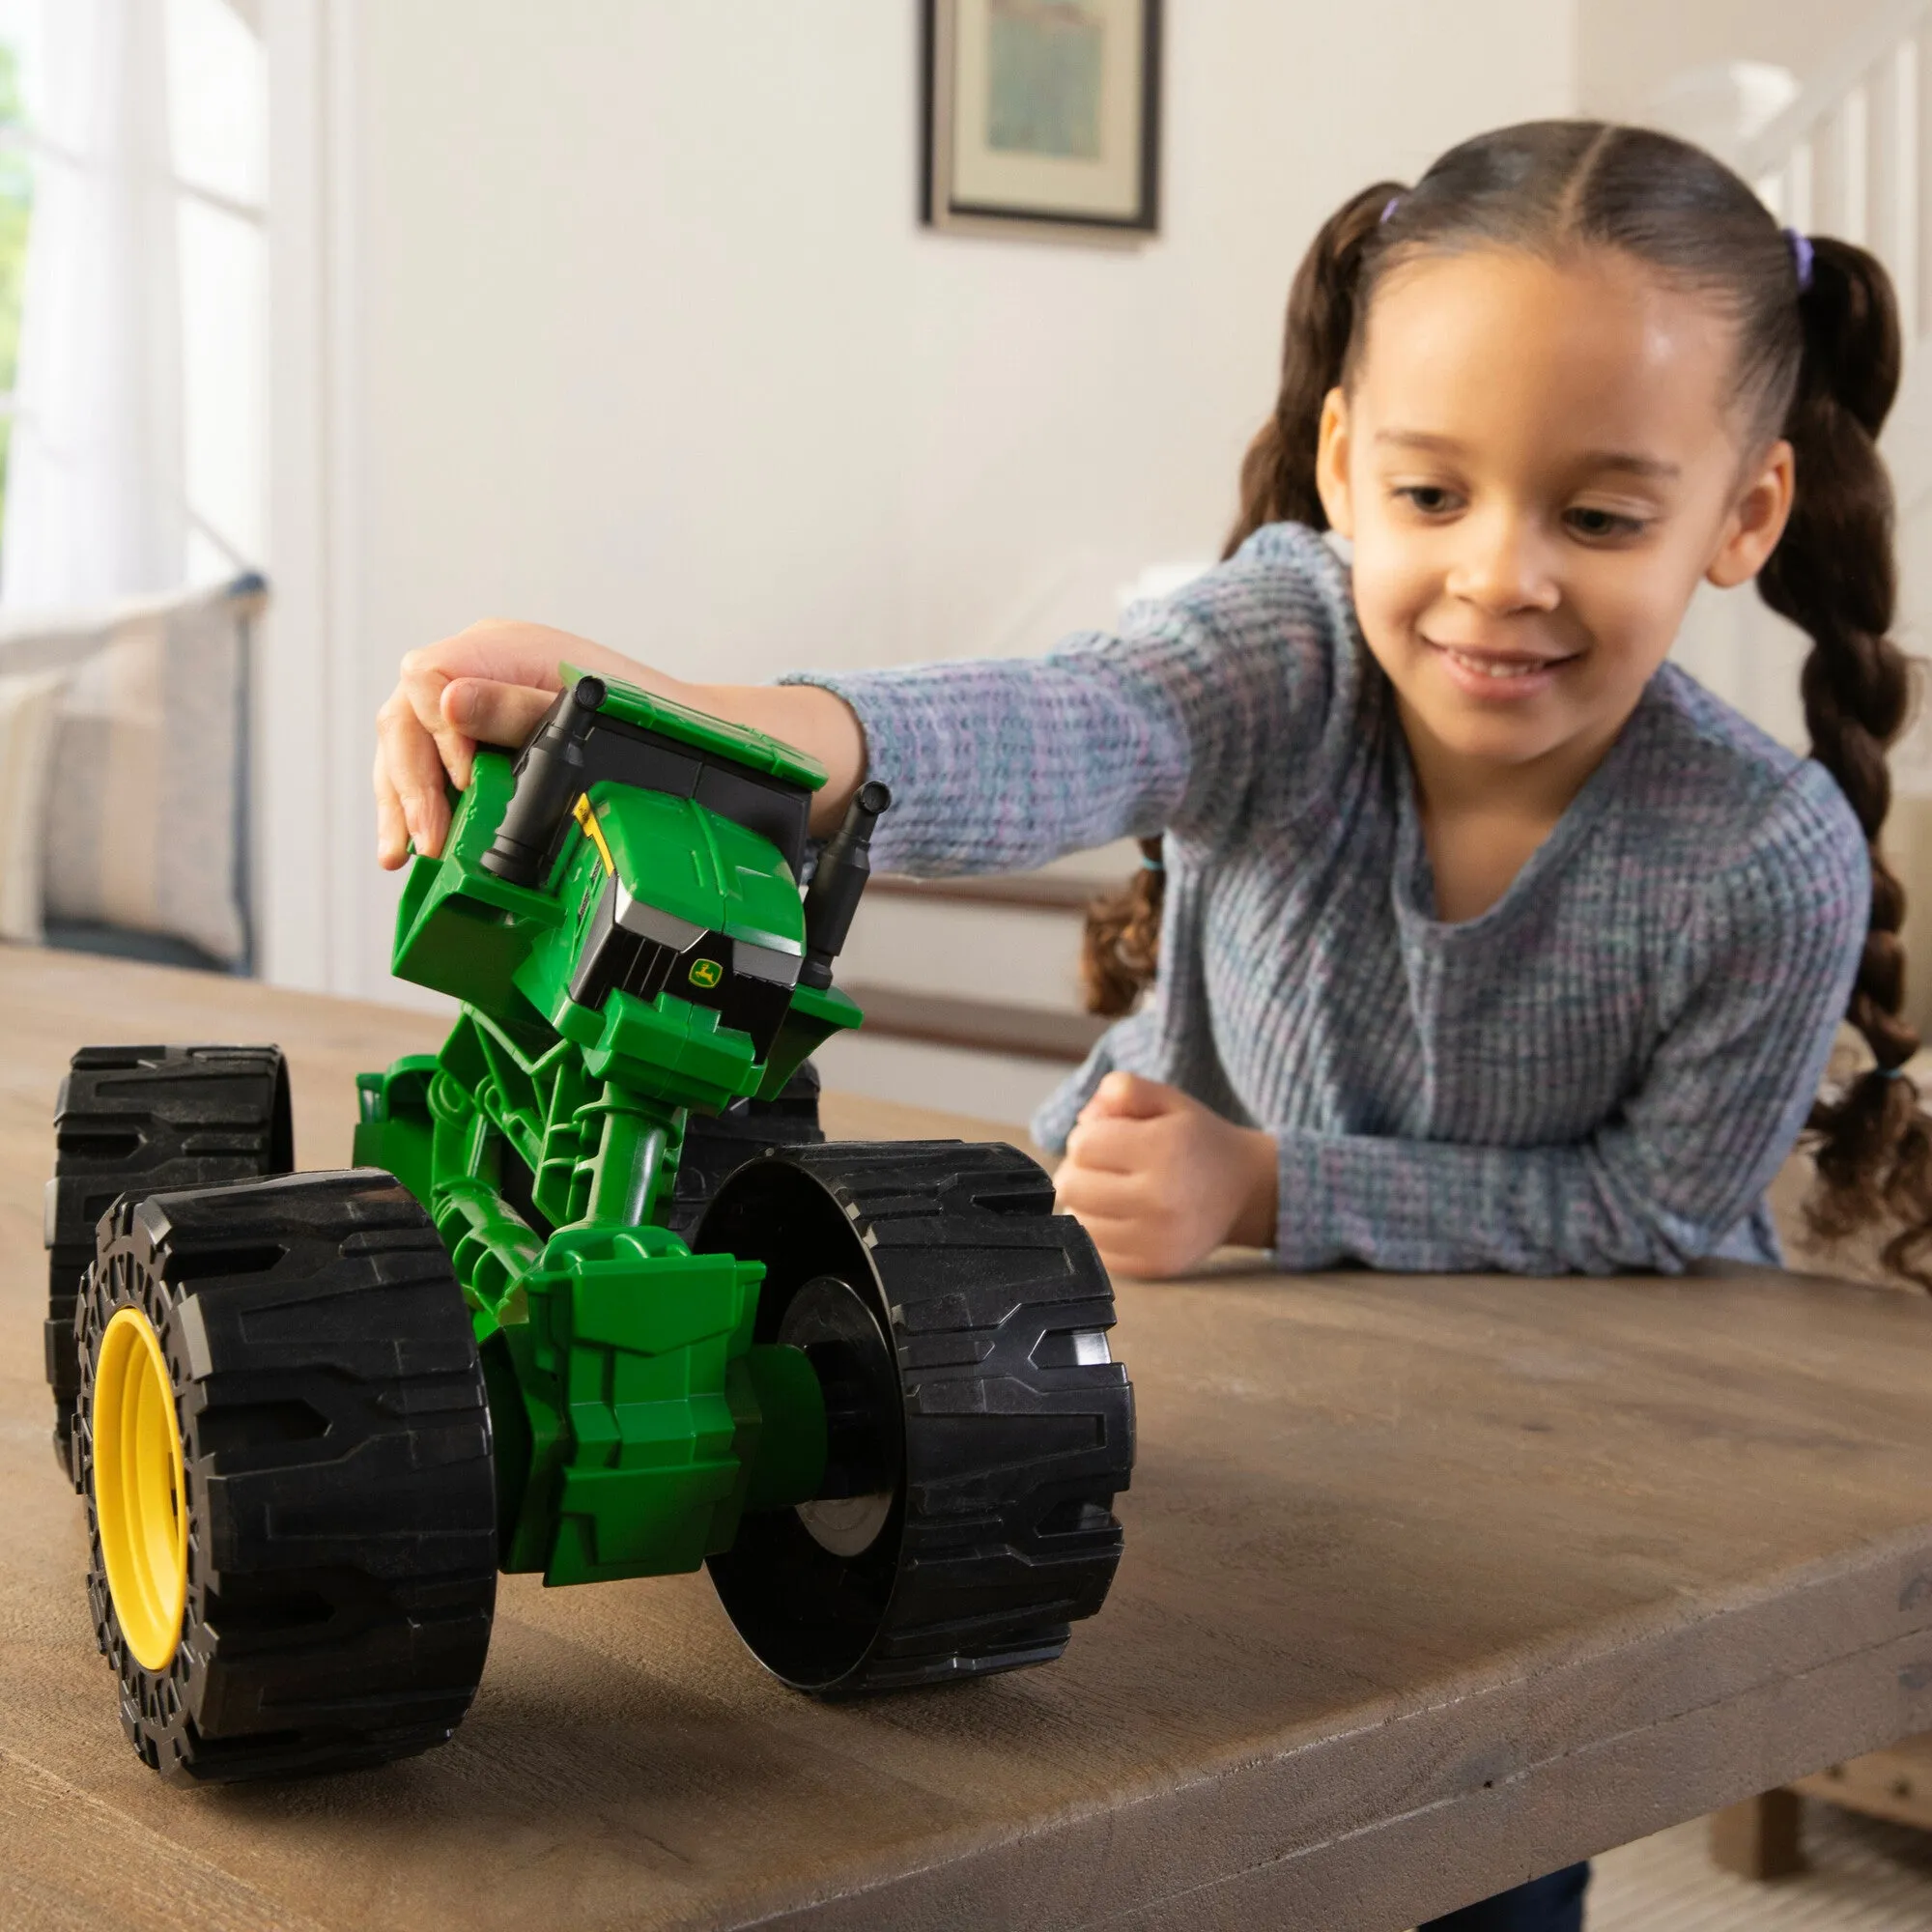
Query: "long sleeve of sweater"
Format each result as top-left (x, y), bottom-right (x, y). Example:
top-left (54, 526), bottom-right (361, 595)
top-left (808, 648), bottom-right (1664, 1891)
top-left (777, 531), bottom-right (1354, 875)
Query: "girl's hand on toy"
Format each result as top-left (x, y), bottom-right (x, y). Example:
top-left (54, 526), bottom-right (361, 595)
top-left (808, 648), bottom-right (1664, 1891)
top-left (374, 620), bottom-right (869, 868)
top-left (1056, 1071), bottom-right (1278, 1278)
top-left (373, 620), bottom-right (671, 867)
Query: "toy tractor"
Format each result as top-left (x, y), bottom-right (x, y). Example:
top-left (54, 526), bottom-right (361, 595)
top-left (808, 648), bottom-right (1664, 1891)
top-left (43, 672), bottom-right (1134, 1782)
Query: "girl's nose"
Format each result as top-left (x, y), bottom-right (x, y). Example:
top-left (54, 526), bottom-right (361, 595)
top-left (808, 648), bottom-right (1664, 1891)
top-left (1444, 514), bottom-right (1561, 616)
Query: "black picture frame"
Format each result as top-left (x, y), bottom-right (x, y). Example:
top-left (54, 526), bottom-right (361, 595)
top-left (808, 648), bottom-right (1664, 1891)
top-left (921, 0), bottom-right (1161, 244)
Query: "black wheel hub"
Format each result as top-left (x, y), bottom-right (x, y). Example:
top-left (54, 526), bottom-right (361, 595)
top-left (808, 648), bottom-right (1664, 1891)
top-left (779, 1274), bottom-right (901, 1557)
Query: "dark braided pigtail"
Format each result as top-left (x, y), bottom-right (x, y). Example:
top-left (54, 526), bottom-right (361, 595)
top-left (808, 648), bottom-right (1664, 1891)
top-left (1756, 237), bottom-right (1932, 1283)
top-left (1222, 180), bottom-right (1406, 556)
top-left (1079, 181), bottom-right (1403, 1019)
top-left (1080, 836), bottom-right (1166, 1016)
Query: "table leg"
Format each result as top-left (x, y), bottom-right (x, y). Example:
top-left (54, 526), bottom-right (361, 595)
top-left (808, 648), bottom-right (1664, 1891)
top-left (1708, 1789), bottom-right (1804, 1880)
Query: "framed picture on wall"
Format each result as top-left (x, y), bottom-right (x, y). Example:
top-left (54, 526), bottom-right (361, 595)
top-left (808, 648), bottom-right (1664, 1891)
top-left (921, 0), bottom-right (1161, 243)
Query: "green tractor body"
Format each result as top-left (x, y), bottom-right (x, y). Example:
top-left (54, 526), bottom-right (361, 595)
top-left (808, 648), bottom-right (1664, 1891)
top-left (355, 675), bottom-right (861, 1587)
top-left (46, 672), bottom-right (1134, 1781)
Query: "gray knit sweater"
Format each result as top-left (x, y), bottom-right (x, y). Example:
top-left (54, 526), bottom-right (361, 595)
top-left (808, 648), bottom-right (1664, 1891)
top-left (787, 522), bottom-right (1868, 1273)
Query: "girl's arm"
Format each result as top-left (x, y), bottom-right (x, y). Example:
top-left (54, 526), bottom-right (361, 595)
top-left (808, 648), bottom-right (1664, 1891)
top-left (373, 526), bottom-right (1352, 876)
top-left (775, 642), bottom-right (1192, 876)
top-left (781, 527), bottom-right (1351, 877)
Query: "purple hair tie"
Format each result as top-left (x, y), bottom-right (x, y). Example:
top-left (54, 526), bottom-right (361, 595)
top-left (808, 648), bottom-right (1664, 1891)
top-left (1380, 195), bottom-right (1402, 225)
top-left (1785, 227), bottom-right (1814, 293)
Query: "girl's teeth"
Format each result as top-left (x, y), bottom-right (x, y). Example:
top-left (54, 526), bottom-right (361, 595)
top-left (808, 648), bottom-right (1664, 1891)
top-left (1450, 650), bottom-right (1540, 679)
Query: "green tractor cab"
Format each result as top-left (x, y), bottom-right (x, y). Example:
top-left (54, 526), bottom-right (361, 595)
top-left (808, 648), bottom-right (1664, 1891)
top-left (44, 672), bottom-right (1135, 1782)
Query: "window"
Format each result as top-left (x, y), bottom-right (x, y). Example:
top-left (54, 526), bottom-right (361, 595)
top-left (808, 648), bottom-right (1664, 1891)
top-left (0, 0), bottom-right (264, 602)
top-left (166, 0), bottom-right (266, 585)
top-left (0, 6), bottom-right (35, 561)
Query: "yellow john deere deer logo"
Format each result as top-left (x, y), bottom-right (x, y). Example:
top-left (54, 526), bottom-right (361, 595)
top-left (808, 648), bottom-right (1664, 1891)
top-left (687, 957), bottom-right (724, 990)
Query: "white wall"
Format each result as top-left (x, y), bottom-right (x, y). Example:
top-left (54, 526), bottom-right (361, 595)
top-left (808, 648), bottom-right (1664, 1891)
top-left (264, 0), bottom-right (1575, 1002)
top-left (1575, 0), bottom-right (1854, 119)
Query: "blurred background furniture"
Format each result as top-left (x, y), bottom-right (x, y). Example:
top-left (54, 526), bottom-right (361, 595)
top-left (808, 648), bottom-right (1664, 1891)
top-left (1711, 1739), bottom-right (1932, 1882)
top-left (0, 571), bottom-right (263, 971)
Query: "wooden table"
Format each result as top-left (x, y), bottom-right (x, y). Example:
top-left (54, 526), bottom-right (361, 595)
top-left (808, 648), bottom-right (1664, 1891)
top-left (5, 946), bottom-right (1932, 1931)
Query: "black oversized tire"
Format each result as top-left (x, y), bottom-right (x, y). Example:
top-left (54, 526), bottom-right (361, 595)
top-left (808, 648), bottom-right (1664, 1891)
top-left (74, 1168), bottom-right (497, 1783)
top-left (696, 1140), bottom-right (1134, 1694)
top-left (47, 1045), bottom-right (294, 1483)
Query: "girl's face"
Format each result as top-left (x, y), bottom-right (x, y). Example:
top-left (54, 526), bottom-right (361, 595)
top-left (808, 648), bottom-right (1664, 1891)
top-left (1316, 246), bottom-right (1795, 788)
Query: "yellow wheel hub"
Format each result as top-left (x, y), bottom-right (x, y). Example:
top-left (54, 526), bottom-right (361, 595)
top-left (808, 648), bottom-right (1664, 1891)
top-left (93, 1308), bottom-right (187, 1671)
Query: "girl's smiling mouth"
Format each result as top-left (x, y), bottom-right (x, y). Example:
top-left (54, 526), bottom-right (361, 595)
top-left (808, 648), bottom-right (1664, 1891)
top-left (1425, 636), bottom-right (1582, 698)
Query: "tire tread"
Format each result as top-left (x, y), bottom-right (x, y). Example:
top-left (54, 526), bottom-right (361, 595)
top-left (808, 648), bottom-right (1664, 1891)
top-left (75, 1167), bottom-right (497, 1783)
top-left (47, 1044), bottom-right (292, 1482)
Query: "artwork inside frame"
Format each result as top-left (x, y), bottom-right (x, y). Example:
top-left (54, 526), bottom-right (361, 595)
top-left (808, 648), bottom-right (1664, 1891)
top-left (922, 0), bottom-right (1161, 244)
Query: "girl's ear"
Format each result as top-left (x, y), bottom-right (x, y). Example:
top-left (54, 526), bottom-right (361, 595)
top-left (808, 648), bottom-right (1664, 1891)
top-left (1706, 438), bottom-right (1796, 588)
top-left (1315, 386), bottom-right (1356, 538)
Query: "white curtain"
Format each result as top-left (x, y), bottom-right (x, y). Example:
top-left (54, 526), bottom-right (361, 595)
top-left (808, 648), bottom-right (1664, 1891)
top-left (2, 0), bottom-right (185, 606)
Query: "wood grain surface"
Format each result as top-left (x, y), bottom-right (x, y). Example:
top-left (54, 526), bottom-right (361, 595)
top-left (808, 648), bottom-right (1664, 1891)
top-left (4, 945), bottom-right (1932, 1930)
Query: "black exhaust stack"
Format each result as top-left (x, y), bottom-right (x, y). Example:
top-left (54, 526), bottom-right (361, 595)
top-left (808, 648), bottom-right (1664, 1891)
top-left (800, 781), bottom-right (891, 989)
top-left (480, 674), bottom-right (607, 886)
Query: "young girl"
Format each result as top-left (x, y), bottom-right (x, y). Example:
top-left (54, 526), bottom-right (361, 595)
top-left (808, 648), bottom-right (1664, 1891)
top-left (374, 120), bottom-right (1920, 1928)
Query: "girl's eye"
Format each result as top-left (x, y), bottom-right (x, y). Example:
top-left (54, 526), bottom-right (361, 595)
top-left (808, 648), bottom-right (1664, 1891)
top-left (1394, 485), bottom-right (1461, 516)
top-left (1566, 506), bottom-right (1648, 541)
